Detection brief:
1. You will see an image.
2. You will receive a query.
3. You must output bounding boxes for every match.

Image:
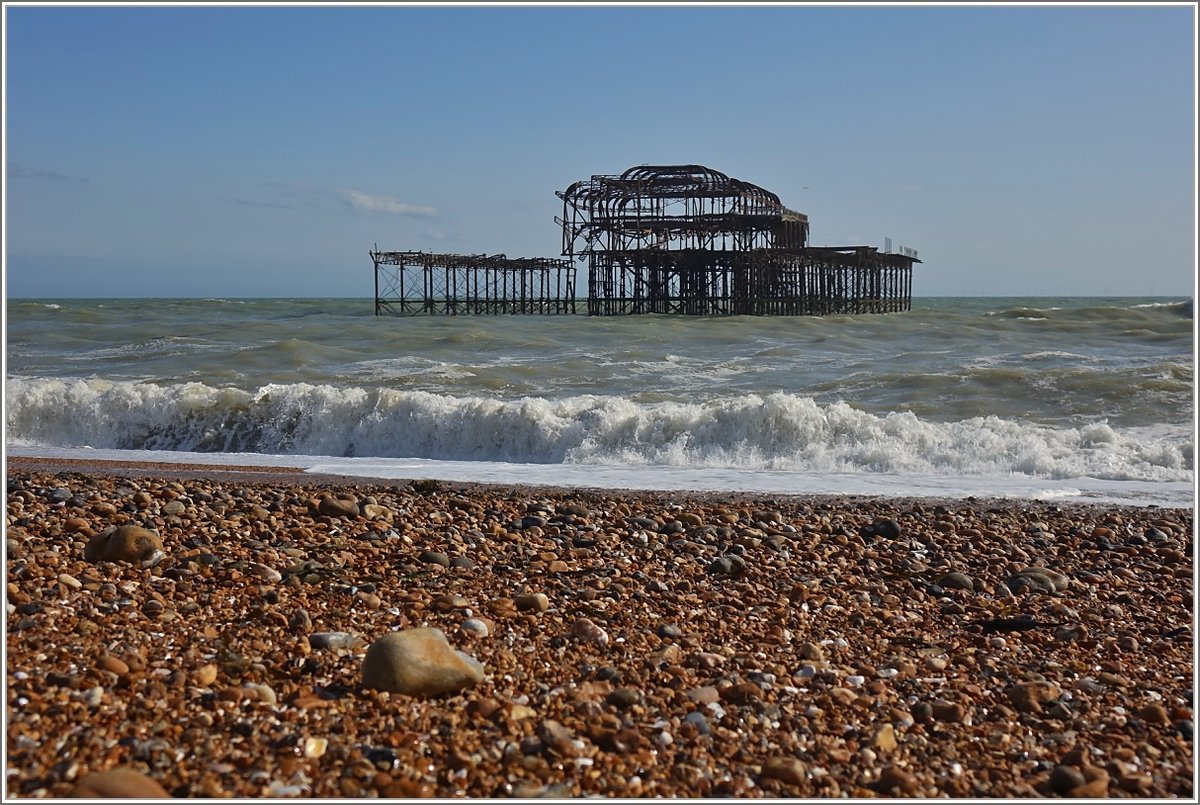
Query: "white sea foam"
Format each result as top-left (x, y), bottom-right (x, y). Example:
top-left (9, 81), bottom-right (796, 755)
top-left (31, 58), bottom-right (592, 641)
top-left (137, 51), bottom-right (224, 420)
top-left (5, 378), bottom-right (1193, 486)
top-left (6, 446), bottom-right (1193, 508)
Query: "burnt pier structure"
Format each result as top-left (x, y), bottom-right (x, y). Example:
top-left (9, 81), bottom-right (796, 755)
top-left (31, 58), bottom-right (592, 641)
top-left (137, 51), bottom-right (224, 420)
top-left (371, 251), bottom-right (577, 315)
top-left (372, 164), bottom-right (917, 316)
top-left (558, 164), bottom-right (917, 316)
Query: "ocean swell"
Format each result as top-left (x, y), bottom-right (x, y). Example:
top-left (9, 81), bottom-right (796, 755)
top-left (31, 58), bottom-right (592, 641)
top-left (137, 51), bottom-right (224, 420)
top-left (5, 377), bottom-right (1192, 483)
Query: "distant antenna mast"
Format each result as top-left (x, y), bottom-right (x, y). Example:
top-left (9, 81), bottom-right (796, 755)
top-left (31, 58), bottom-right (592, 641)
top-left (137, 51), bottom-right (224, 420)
top-left (884, 236), bottom-right (892, 253)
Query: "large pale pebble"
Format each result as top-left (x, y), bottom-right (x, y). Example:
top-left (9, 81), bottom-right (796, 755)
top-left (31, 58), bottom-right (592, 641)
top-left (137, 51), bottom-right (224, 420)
top-left (68, 767), bottom-right (171, 798)
top-left (83, 525), bottom-right (163, 564)
top-left (361, 628), bottom-right (484, 697)
top-left (318, 496), bottom-right (359, 517)
top-left (571, 617), bottom-right (609, 646)
top-left (761, 757), bottom-right (807, 786)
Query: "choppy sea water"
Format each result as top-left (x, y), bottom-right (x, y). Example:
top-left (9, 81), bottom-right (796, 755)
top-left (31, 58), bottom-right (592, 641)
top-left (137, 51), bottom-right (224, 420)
top-left (4, 296), bottom-right (1195, 507)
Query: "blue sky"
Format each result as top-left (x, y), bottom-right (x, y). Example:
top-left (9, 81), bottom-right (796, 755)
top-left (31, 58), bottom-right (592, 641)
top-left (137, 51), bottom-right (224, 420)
top-left (4, 4), bottom-right (1196, 297)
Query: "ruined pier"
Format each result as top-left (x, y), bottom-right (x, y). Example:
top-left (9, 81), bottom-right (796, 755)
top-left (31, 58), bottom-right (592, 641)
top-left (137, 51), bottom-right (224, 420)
top-left (371, 251), bottom-right (577, 316)
top-left (372, 164), bottom-right (918, 316)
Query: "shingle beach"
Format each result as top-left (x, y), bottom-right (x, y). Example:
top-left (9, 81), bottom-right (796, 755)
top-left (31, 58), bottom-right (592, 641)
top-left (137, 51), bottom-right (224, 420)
top-left (4, 458), bottom-right (1194, 798)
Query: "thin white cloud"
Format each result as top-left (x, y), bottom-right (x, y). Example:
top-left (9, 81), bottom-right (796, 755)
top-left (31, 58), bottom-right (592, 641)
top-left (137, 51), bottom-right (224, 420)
top-left (8, 163), bottom-right (88, 182)
top-left (259, 181), bottom-right (326, 206)
top-left (337, 188), bottom-right (437, 218)
top-left (219, 196), bottom-right (298, 210)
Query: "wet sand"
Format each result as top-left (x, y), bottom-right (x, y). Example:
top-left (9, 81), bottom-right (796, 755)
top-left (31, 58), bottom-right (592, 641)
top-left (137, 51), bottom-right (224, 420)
top-left (4, 459), bottom-right (1194, 798)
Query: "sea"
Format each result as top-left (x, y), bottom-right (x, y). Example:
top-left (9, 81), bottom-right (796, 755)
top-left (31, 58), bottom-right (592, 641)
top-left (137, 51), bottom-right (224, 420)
top-left (4, 296), bottom-right (1195, 508)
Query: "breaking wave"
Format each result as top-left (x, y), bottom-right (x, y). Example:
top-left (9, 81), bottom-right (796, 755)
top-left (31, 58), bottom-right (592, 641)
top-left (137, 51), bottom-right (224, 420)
top-left (5, 378), bottom-right (1192, 483)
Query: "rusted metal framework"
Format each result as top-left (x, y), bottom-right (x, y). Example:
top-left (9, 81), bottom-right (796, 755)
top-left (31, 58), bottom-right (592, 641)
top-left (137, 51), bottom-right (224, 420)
top-left (371, 250), bottom-right (576, 316)
top-left (558, 164), bottom-right (917, 316)
top-left (581, 247), bottom-right (914, 316)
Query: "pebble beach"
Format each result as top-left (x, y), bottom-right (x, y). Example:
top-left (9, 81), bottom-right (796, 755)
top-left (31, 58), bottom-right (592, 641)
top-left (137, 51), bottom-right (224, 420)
top-left (4, 458), bottom-right (1194, 798)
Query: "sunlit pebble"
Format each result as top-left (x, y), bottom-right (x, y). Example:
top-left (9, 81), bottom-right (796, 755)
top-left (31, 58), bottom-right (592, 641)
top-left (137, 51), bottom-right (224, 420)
top-left (989, 637), bottom-right (1007, 649)
top-left (140, 549), bottom-right (165, 568)
top-left (461, 618), bottom-right (489, 637)
top-left (877, 668), bottom-right (899, 679)
top-left (246, 683), bottom-right (277, 706)
top-left (251, 563), bottom-right (282, 583)
top-left (846, 675), bottom-right (866, 687)
top-left (571, 617), bottom-right (609, 646)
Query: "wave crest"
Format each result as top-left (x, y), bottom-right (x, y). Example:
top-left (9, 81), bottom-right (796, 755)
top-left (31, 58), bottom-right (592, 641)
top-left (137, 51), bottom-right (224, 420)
top-left (4, 378), bottom-right (1192, 482)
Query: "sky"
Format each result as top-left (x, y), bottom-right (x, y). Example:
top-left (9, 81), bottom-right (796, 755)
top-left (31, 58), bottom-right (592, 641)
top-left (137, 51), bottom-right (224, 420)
top-left (3, 3), bottom-right (1196, 298)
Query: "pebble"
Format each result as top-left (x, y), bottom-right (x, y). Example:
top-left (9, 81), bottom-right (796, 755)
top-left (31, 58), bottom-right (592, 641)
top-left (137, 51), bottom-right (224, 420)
top-left (706, 556), bottom-right (737, 575)
top-left (873, 724), bottom-right (897, 751)
top-left (931, 700), bottom-right (966, 723)
top-left (250, 563), bottom-right (282, 583)
top-left (83, 524), bottom-right (163, 564)
top-left (937, 572), bottom-right (974, 591)
top-left (317, 496), bottom-right (359, 517)
top-left (1050, 764), bottom-right (1086, 794)
top-left (433, 594), bottom-right (470, 612)
top-left (863, 518), bottom-right (902, 539)
top-left (360, 628), bottom-right (484, 697)
top-left (309, 632), bottom-right (362, 651)
top-left (877, 766), bottom-right (918, 794)
top-left (514, 593), bottom-right (550, 612)
top-left (67, 767), bottom-right (171, 798)
top-left (1055, 624), bottom-right (1087, 644)
top-left (96, 655), bottom-right (129, 676)
top-left (192, 664), bottom-right (218, 687)
top-left (761, 757), bottom-right (807, 786)
top-left (289, 609), bottom-right (313, 634)
top-left (570, 617), bottom-right (609, 646)
top-left (461, 618), bottom-right (490, 637)
top-left (57, 573), bottom-right (82, 590)
top-left (606, 687), bottom-right (641, 709)
top-left (1007, 681), bottom-right (1061, 714)
top-left (1139, 703), bottom-right (1170, 725)
top-left (418, 550), bottom-right (450, 567)
top-left (245, 683), bottom-right (277, 706)
top-left (799, 642), bottom-right (825, 662)
top-left (720, 682), bottom-right (762, 705)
